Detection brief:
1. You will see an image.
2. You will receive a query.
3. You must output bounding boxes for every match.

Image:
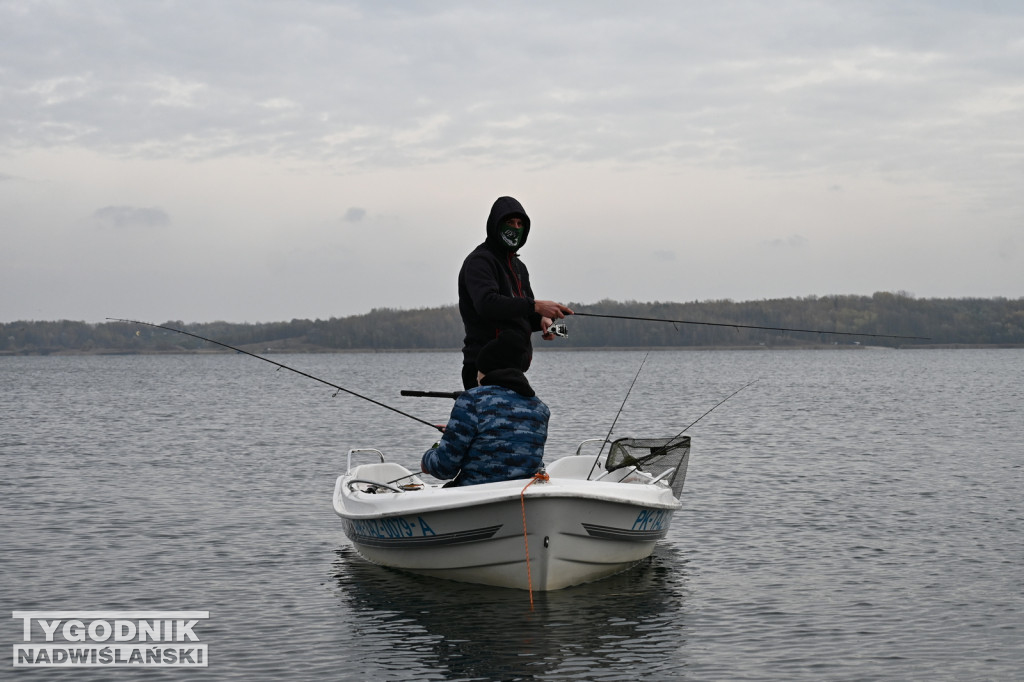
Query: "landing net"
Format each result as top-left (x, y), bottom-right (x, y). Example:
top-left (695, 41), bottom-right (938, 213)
top-left (605, 436), bottom-right (691, 497)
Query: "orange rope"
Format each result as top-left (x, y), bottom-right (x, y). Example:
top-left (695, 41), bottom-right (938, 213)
top-left (520, 471), bottom-right (550, 609)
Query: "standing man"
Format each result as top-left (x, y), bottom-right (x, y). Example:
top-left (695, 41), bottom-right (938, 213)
top-left (457, 196), bottom-right (573, 390)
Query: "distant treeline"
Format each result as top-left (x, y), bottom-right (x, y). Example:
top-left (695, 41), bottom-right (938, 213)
top-left (3, 293), bottom-right (1024, 355)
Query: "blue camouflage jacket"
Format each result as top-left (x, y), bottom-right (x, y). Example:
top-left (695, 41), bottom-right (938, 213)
top-left (421, 369), bottom-right (549, 486)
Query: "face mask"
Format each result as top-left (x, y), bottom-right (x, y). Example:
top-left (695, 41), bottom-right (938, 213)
top-left (500, 220), bottom-right (524, 249)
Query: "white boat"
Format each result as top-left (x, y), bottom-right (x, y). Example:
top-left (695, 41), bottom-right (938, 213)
top-left (332, 436), bottom-right (691, 591)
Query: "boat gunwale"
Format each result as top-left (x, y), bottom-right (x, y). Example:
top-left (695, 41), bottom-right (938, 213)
top-left (333, 473), bottom-right (682, 520)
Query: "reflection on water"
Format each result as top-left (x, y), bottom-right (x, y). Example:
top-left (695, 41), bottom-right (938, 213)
top-left (331, 545), bottom-right (691, 681)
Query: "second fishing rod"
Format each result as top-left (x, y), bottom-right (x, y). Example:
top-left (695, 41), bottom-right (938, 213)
top-left (109, 318), bottom-right (445, 433)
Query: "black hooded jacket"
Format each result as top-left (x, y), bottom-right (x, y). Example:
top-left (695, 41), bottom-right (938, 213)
top-left (458, 196), bottom-right (543, 367)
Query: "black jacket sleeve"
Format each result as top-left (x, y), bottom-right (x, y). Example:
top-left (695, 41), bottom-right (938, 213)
top-left (462, 253), bottom-right (535, 322)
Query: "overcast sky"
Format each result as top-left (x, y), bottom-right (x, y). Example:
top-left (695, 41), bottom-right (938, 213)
top-left (2, 1), bottom-right (1022, 324)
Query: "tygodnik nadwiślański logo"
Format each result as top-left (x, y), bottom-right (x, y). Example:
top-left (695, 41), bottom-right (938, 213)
top-left (12, 611), bottom-right (209, 667)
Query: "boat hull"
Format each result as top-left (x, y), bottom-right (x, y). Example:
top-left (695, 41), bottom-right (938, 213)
top-left (334, 468), bottom-right (681, 591)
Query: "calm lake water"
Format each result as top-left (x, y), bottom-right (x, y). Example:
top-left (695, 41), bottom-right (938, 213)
top-left (2, 349), bottom-right (1022, 680)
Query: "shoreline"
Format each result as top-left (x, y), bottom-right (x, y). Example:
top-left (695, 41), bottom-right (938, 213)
top-left (3, 343), bottom-right (1022, 357)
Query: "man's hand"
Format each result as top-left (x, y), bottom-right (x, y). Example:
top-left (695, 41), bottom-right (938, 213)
top-left (541, 316), bottom-right (556, 340)
top-left (534, 300), bottom-right (573, 320)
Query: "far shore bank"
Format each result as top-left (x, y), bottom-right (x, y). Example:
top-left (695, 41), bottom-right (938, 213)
top-left (3, 343), bottom-right (1022, 357)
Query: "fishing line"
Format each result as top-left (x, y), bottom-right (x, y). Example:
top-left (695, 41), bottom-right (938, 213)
top-left (570, 311), bottom-right (930, 341)
top-left (107, 318), bottom-right (444, 432)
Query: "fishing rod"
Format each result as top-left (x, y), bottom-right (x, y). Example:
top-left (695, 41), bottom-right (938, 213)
top-left (596, 377), bottom-right (759, 479)
top-left (401, 390), bottom-right (463, 399)
top-left (107, 318), bottom-right (444, 433)
top-left (672, 377), bottom-right (760, 438)
top-left (570, 311), bottom-right (930, 341)
top-left (628, 378), bottom-right (761, 472)
top-left (589, 352), bottom-right (649, 479)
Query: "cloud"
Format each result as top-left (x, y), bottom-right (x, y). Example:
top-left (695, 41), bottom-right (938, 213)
top-left (91, 206), bottom-right (170, 229)
top-left (259, 98), bottom-right (299, 111)
top-left (1, 0), bottom-right (1019, 189)
top-left (343, 207), bottom-right (367, 223)
top-left (147, 76), bottom-right (207, 108)
top-left (27, 75), bottom-right (96, 106)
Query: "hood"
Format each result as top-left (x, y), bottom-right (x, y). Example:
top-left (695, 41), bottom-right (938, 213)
top-left (480, 367), bottom-right (536, 397)
top-left (485, 196), bottom-right (531, 252)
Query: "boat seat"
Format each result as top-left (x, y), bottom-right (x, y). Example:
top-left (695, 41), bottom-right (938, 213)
top-left (545, 455), bottom-right (599, 480)
top-left (351, 462), bottom-right (418, 483)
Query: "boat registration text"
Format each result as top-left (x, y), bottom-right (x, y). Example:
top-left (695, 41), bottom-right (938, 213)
top-left (349, 516), bottom-right (436, 540)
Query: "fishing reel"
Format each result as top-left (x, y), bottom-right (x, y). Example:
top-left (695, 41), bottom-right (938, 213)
top-left (548, 323), bottom-right (568, 338)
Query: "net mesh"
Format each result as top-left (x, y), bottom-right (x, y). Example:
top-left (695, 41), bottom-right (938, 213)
top-left (605, 436), bottom-right (691, 497)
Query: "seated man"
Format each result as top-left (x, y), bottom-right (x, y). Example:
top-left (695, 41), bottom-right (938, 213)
top-left (421, 333), bottom-right (549, 486)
